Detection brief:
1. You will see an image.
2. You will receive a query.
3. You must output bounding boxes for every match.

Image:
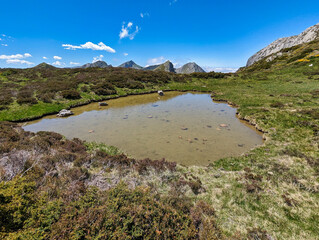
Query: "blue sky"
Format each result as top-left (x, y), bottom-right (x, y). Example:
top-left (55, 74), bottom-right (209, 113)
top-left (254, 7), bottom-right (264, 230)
top-left (0, 0), bottom-right (319, 71)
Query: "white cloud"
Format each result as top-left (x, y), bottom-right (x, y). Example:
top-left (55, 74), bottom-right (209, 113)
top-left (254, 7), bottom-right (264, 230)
top-left (0, 53), bottom-right (33, 65)
top-left (43, 56), bottom-right (47, 59)
top-left (203, 66), bottom-right (238, 73)
top-left (123, 53), bottom-right (128, 56)
top-left (52, 61), bottom-right (64, 66)
top-left (62, 42), bottom-right (115, 53)
top-left (53, 56), bottom-right (62, 60)
top-left (140, 12), bottom-right (150, 18)
top-left (147, 56), bottom-right (166, 66)
top-left (119, 22), bottom-right (140, 40)
top-left (70, 61), bottom-right (80, 65)
top-left (1, 44), bottom-right (8, 47)
top-left (0, 53), bottom-right (32, 60)
top-left (6, 59), bottom-right (34, 65)
top-left (93, 55), bottom-right (104, 63)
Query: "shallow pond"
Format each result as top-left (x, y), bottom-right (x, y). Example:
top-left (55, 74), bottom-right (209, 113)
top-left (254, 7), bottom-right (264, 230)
top-left (23, 92), bottom-right (263, 166)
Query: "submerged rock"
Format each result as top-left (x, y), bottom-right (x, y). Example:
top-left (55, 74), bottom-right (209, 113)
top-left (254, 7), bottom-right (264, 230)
top-left (57, 109), bottom-right (74, 117)
top-left (99, 102), bottom-right (108, 106)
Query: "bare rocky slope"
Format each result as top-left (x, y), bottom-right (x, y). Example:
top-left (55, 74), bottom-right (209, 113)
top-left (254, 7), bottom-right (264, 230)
top-left (247, 23), bottom-right (319, 66)
top-left (81, 60), bottom-right (111, 68)
top-left (118, 60), bottom-right (142, 69)
top-left (176, 62), bottom-right (205, 74)
top-left (153, 60), bottom-right (176, 73)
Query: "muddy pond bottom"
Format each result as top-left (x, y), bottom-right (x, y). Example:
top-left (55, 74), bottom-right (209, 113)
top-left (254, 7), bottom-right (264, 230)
top-left (23, 92), bottom-right (263, 166)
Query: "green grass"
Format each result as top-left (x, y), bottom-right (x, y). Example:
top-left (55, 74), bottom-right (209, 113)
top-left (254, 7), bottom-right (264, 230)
top-left (1, 58), bottom-right (319, 239)
top-left (162, 61), bottom-right (319, 239)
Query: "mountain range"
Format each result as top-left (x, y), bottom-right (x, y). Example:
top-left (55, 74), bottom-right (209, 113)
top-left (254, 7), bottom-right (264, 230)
top-left (119, 60), bottom-right (205, 73)
top-left (81, 61), bottom-right (111, 68)
top-left (72, 60), bottom-right (206, 74)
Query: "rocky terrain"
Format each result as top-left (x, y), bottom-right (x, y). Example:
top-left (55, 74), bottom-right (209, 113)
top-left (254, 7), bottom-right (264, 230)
top-left (33, 62), bottom-right (57, 70)
top-left (247, 23), bottom-right (319, 66)
top-left (81, 60), bottom-right (111, 68)
top-left (118, 60), bottom-right (142, 69)
top-left (176, 62), bottom-right (205, 74)
top-left (153, 60), bottom-right (176, 73)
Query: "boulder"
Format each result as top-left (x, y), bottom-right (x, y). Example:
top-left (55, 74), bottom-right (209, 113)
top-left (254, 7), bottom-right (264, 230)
top-left (57, 109), bottom-right (74, 117)
top-left (99, 102), bottom-right (108, 106)
top-left (158, 90), bottom-right (164, 96)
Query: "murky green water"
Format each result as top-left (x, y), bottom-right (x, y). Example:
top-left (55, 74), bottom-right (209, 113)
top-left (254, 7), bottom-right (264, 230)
top-left (23, 92), bottom-right (263, 166)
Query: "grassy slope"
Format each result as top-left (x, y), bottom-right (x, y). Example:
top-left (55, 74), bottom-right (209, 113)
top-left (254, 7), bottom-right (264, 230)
top-left (0, 50), bottom-right (319, 238)
top-left (165, 59), bottom-right (319, 239)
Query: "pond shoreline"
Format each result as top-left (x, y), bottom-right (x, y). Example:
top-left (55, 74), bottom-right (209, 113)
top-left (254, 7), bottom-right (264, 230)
top-left (16, 89), bottom-right (267, 143)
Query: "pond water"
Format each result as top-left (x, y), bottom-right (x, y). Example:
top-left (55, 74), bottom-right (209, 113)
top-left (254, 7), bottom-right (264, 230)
top-left (23, 92), bottom-right (263, 166)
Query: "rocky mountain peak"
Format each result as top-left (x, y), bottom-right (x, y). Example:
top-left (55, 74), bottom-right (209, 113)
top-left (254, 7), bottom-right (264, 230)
top-left (154, 61), bottom-right (175, 73)
top-left (81, 60), bottom-right (110, 68)
top-left (118, 60), bottom-right (142, 69)
top-left (176, 62), bottom-right (206, 74)
top-left (247, 23), bottom-right (319, 66)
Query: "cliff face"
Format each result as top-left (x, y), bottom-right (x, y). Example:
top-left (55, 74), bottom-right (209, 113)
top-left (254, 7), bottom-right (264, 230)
top-left (247, 23), bottom-right (319, 66)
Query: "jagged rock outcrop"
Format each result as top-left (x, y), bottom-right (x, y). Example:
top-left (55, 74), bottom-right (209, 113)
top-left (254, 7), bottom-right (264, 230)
top-left (247, 23), bottom-right (319, 66)
top-left (118, 60), bottom-right (142, 69)
top-left (176, 62), bottom-right (205, 74)
top-left (81, 60), bottom-right (110, 68)
top-left (153, 61), bottom-right (175, 73)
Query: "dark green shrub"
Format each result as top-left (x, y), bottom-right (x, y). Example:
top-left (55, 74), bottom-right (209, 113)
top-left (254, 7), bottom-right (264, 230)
top-left (61, 89), bottom-right (81, 99)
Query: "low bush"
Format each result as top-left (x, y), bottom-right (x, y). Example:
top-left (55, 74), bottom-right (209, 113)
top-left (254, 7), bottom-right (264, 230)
top-left (61, 89), bottom-right (81, 99)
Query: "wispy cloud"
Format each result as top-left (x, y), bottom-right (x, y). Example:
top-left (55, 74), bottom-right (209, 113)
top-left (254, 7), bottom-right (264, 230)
top-left (70, 61), bottom-right (80, 65)
top-left (0, 34), bottom-right (12, 47)
top-left (6, 59), bottom-right (34, 65)
top-left (203, 66), bottom-right (238, 73)
top-left (169, 0), bottom-right (178, 5)
top-left (140, 12), bottom-right (150, 18)
top-left (123, 53), bottom-right (128, 56)
top-left (119, 22), bottom-right (140, 40)
top-left (52, 61), bottom-right (64, 66)
top-left (53, 56), bottom-right (62, 60)
top-left (62, 42), bottom-right (116, 53)
top-left (93, 55), bottom-right (104, 63)
top-left (0, 53), bottom-right (33, 64)
top-left (0, 53), bottom-right (31, 60)
top-left (43, 56), bottom-right (47, 59)
top-left (146, 56), bottom-right (166, 66)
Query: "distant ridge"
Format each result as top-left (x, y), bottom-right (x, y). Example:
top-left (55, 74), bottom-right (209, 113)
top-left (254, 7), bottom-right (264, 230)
top-left (153, 61), bottom-right (175, 73)
top-left (176, 62), bottom-right (205, 74)
top-left (81, 61), bottom-right (110, 68)
top-left (33, 62), bottom-right (56, 70)
top-left (143, 64), bottom-right (161, 71)
top-left (118, 60), bottom-right (142, 69)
